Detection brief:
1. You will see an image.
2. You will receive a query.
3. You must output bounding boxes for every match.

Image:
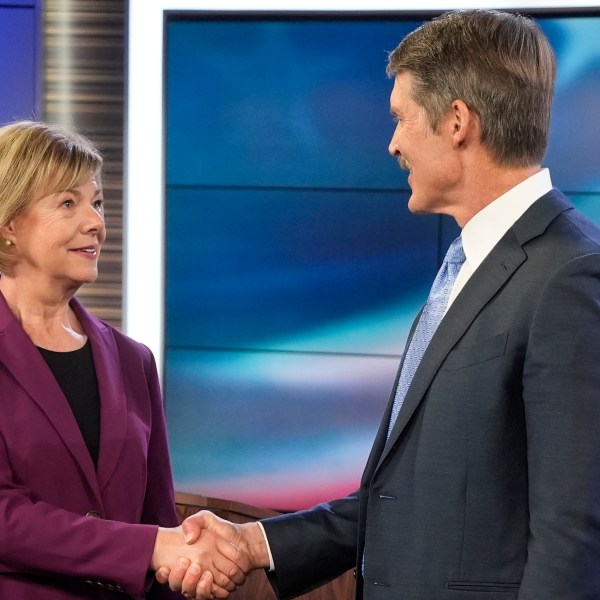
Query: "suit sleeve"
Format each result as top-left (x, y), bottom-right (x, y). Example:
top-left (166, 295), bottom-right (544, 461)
top-left (260, 492), bottom-right (359, 599)
top-left (520, 253), bottom-right (600, 598)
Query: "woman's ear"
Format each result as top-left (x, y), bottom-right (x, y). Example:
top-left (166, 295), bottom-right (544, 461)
top-left (1, 221), bottom-right (16, 246)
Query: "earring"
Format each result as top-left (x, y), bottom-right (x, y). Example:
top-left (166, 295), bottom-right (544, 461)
top-left (4, 240), bottom-right (11, 246)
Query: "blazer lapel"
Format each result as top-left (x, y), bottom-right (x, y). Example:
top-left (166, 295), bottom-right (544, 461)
top-left (374, 189), bottom-right (574, 471)
top-left (71, 298), bottom-right (128, 493)
top-left (0, 293), bottom-right (101, 501)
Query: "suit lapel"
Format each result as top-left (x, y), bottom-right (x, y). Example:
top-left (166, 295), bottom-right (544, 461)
top-left (361, 310), bottom-right (422, 484)
top-left (0, 293), bottom-right (101, 501)
top-left (372, 189), bottom-right (574, 472)
top-left (70, 298), bottom-right (128, 493)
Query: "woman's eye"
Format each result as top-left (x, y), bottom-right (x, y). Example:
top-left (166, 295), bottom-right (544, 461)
top-left (93, 199), bottom-right (105, 212)
top-left (62, 199), bottom-right (74, 208)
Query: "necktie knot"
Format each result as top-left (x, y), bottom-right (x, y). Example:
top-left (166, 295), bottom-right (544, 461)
top-left (444, 236), bottom-right (466, 265)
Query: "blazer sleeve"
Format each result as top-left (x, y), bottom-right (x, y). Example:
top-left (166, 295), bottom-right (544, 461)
top-left (138, 348), bottom-right (185, 600)
top-left (139, 349), bottom-right (178, 528)
top-left (0, 450), bottom-right (159, 596)
top-left (520, 253), bottom-right (600, 597)
top-left (261, 492), bottom-right (359, 599)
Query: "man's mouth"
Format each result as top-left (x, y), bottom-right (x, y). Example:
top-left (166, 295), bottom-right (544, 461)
top-left (398, 156), bottom-right (411, 171)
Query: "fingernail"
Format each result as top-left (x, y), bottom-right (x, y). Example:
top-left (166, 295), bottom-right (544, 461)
top-left (190, 563), bottom-right (201, 575)
top-left (184, 531), bottom-right (194, 543)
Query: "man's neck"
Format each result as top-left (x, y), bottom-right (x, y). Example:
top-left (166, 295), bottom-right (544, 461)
top-left (453, 163), bottom-right (542, 228)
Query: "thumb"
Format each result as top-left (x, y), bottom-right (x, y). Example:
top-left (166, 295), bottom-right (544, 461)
top-left (202, 512), bottom-right (238, 542)
top-left (182, 511), bottom-right (208, 544)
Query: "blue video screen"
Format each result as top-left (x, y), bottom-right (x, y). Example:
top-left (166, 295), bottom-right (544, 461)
top-left (164, 11), bottom-right (600, 510)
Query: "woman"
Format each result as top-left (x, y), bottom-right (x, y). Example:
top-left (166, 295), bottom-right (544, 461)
top-left (0, 121), bottom-right (241, 599)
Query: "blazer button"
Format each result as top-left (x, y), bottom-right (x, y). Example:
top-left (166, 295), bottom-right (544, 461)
top-left (86, 510), bottom-right (102, 518)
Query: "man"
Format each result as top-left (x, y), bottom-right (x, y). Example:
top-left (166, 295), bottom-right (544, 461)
top-left (162, 9), bottom-right (600, 599)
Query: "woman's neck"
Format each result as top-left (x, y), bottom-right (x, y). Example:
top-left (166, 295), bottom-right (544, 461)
top-left (0, 276), bottom-right (86, 351)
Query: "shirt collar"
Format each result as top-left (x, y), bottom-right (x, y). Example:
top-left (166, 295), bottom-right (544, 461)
top-left (461, 168), bottom-right (553, 272)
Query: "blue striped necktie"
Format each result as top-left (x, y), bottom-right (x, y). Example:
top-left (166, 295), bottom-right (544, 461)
top-left (387, 236), bottom-right (466, 437)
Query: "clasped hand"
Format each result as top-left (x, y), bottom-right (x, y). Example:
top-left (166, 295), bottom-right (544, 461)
top-left (153, 511), bottom-right (267, 599)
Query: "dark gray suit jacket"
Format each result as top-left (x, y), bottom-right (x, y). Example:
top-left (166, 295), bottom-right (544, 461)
top-left (262, 190), bottom-right (600, 599)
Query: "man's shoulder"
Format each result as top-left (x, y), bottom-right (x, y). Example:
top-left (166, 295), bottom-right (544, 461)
top-left (516, 189), bottom-right (600, 248)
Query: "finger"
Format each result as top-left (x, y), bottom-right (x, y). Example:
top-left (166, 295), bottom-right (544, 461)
top-left (155, 567), bottom-right (170, 584)
top-left (195, 568), bottom-right (234, 599)
top-left (168, 557), bottom-right (191, 592)
top-left (216, 537), bottom-right (251, 577)
top-left (211, 581), bottom-right (234, 599)
top-left (195, 569), bottom-right (218, 600)
top-left (209, 565), bottom-right (237, 592)
top-left (210, 549), bottom-right (247, 587)
top-left (180, 562), bottom-right (204, 598)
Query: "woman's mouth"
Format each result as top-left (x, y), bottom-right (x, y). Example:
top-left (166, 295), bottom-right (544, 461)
top-left (70, 245), bottom-right (98, 257)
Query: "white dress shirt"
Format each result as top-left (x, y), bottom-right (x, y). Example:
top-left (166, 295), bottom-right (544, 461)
top-left (447, 168), bottom-right (553, 311)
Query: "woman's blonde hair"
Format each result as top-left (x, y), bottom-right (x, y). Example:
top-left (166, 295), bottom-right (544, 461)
top-left (0, 120), bottom-right (103, 273)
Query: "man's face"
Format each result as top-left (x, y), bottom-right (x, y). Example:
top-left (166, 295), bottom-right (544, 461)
top-left (388, 71), bottom-right (460, 216)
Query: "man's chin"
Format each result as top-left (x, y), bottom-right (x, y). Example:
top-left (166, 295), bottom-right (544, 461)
top-left (407, 195), bottom-right (428, 215)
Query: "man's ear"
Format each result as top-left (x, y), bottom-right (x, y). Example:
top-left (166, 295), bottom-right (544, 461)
top-left (449, 99), bottom-right (478, 149)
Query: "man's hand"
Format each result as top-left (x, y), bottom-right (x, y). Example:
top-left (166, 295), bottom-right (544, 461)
top-left (151, 523), bottom-right (248, 598)
top-left (183, 511), bottom-right (270, 571)
top-left (156, 511), bottom-right (270, 599)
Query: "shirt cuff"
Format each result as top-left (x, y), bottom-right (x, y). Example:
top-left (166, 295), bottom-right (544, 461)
top-left (256, 521), bottom-right (275, 572)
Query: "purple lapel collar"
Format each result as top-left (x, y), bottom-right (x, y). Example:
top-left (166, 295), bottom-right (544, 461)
top-left (0, 292), bottom-right (101, 501)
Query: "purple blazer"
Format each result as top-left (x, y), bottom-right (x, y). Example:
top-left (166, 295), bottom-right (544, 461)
top-left (0, 293), bottom-right (182, 599)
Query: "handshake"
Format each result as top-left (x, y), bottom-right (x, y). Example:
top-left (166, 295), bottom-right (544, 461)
top-left (151, 511), bottom-right (270, 599)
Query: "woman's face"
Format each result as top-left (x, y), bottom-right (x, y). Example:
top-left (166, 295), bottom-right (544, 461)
top-left (7, 173), bottom-right (105, 292)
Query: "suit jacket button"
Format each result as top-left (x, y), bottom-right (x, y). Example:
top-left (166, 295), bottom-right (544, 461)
top-left (86, 510), bottom-right (102, 518)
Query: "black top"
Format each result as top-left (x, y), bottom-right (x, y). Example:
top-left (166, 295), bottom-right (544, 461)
top-left (38, 340), bottom-right (100, 468)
